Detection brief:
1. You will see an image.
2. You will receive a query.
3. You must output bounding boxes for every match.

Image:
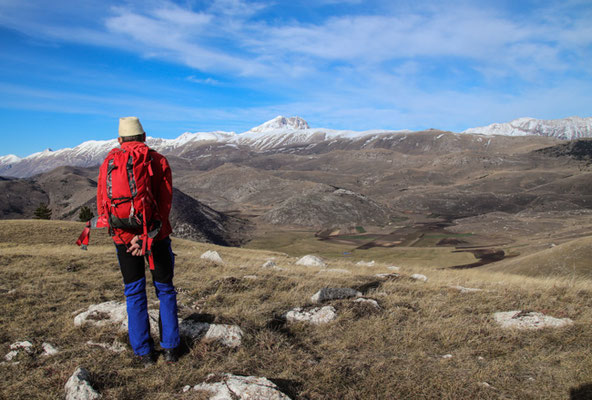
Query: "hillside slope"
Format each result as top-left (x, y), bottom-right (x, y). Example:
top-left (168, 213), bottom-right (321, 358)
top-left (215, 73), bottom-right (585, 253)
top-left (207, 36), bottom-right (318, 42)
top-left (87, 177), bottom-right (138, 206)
top-left (0, 220), bottom-right (591, 399)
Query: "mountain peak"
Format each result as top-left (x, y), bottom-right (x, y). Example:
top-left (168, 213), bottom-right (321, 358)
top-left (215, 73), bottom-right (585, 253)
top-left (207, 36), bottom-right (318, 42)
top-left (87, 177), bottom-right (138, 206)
top-left (249, 116), bottom-right (310, 133)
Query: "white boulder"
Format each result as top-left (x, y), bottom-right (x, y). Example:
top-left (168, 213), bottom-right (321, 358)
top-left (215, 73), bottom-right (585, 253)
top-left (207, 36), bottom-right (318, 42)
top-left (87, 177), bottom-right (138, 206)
top-left (493, 311), bottom-right (574, 330)
top-left (285, 306), bottom-right (337, 325)
top-left (354, 298), bottom-right (381, 309)
top-left (200, 250), bottom-right (224, 264)
top-left (65, 367), bottom-right (101, 400)
top-left (387, 266), bottom-right (401, 271)
top-left (179, 320), bottom-right (243, 348)
top-left (262, 260), bottom-right (277, 269)
top-left (375, 273), bottom-right (399, 280)
top-left (410, 273), bottom-right (428, 282)
top-left (191, 373), bottom-right (291, 399)
top-left (295, 255), bottom-right (326, 267)
top-left (449, 285), bottom-right (484, 293)
top-left (41, 342), bottom-right (59, 356)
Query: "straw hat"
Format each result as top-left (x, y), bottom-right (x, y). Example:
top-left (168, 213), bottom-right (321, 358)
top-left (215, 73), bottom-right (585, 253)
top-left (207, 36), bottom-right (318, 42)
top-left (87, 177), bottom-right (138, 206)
top-left (118, 116), bottom-right (145, 137)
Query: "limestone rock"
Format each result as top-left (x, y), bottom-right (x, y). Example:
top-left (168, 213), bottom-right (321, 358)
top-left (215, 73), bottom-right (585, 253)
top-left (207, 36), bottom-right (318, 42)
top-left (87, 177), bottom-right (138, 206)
top-left (449, 285), bottom-right (484, 293)
top-left (179, 320), bottom-right (243, 348)
top-left (200, 250), bottom-right (224, 264)
top-left (74, 301), bottom-right (127, 328)
top-left (356, 260), bottom-right (375, 267)
top-left (75, 301), bottom-right (159, 334)
top-left (411, 273), bottom-right (428, 282)
top-left (295, 255), bottom-right (326, 267)
top-left (493, 310), bottom-right (574, 330)
top-left (75, 302), bottom-right (243, 347)
top-left (262, 260), bottom-right (277, 269)
top-left (311, 287), bottom-right (362, 303)
top-left (191, 373), bottom-right (291, 399)
top-left (285, 306), bottom-right (337, 325)
top-left (354, 298), bottom-right (381, 309)
top-left (65, 367), bottom-right (101, 400)
top-left (86, 340), bottom-right (126, 353)
top-left (5, 341), bottom-right (34, 361)
top-left (41, 342), bottom-right (59, 356)
top-left (387, 266), bottom-right (401, 271)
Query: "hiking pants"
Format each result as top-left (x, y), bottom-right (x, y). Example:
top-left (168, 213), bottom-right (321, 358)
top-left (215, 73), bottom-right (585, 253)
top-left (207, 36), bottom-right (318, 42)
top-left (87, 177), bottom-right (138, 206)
top-left (115, 236), bottom-right (180, 356)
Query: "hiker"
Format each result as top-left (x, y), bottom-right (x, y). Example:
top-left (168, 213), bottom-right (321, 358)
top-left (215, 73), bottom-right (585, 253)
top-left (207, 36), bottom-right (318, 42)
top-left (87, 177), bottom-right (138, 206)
top-left (96, 116), bottom-right (179, 366)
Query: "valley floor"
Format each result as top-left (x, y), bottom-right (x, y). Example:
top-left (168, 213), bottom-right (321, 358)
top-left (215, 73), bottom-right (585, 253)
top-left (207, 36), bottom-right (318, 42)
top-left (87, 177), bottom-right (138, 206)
top-left (1, 220), bottom-right (591, 399)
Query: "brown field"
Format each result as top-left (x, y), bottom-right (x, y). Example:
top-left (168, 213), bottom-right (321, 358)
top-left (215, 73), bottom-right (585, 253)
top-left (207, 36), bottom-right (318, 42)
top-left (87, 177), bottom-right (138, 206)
top-left (1, 220), bottom-right (592, 399)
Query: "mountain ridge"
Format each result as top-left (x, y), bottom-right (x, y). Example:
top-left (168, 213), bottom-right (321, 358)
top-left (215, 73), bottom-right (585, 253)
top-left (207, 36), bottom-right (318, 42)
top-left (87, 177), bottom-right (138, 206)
top-left (1, 115), bottom-right (591, 178)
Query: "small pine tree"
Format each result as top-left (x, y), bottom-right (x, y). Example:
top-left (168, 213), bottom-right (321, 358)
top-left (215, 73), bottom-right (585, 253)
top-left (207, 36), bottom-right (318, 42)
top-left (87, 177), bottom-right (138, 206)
top-left (78, 206), bottom-right (94, 222)
top-left (33, 203), bottom-right (52, 220)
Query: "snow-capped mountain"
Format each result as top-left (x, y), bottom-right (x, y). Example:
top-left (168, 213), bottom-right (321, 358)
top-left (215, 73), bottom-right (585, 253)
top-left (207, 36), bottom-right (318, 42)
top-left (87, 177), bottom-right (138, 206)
top-left (0, 116), bottom-right (411, 177)
top-left (2, 115), bottom-right (589, 178)
top-left (463, 116), bottom-right (592, 140)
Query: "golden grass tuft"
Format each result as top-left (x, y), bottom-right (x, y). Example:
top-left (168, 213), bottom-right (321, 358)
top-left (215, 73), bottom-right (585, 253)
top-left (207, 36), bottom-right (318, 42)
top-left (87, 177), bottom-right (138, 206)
top-left (0, 220), bottom-right (591, 399)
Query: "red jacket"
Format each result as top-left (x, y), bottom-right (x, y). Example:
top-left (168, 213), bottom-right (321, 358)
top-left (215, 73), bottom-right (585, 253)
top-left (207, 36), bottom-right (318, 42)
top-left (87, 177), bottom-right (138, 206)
top-left (97, 141), bottom-right (173, 244)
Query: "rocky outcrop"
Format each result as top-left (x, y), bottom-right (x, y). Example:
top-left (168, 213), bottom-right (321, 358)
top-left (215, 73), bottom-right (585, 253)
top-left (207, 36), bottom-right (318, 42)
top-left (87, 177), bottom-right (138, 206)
top-left (187, 373), bottom-right (291, 399)
top-left (295, 255), bottom-right (326, 267)
top-left (74, 301), bottom-right (244, 347)
top-left (200, 250), bottom-right (224, 264)
top-left (284, 306), bottom-right (337, 325)
top-left (65, 367), bottom-right (101, 400)
top-left (493, 311), bottom-right (574, 330)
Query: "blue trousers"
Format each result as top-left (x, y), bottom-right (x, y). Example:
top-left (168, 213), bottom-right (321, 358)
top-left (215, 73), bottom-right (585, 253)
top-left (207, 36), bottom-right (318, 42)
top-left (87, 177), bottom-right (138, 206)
top-left (116, 237), bottom-right (180, 356)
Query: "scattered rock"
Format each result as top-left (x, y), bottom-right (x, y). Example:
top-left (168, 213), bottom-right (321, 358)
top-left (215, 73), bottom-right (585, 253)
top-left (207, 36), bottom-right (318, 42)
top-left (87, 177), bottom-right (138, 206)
top-left (41, 342), bottom-right (59, 356)
top-left (375, 273), bottom-right (400, 280)
top-left (356, 260), bottom-right (375, 267)
top-left (353, 298), bottom-right (381, 309)
top-left (179, 320), bottom-right (243, 348)
top-left (86, 340), bottom-right (126, 353)
top-left (191, 373), bottom-right (291, 399)
top-left (449, 285), bottom-right (484, 293)
top-left (285, 306), bottom-right (337, 325)
top-left (75, 301), bottom-right (160, 333)
top-left (10, 341), bottom-right (33, 353)
top-left (200, 250), bottom-right (224, 264)
top-left (74, 301), bottom-right (127, 328)
top-left (75, 302), bottom-right (244, 347)
top-left (441, 354), bottom-right (453, 359)
top-left (387, 266), bottom-right (401, 271)
top-left (243, 275), bottom-right (258, 280)
top-left (311, 287), bottom-right (362, 303)
top-left (65, 367), bottom-right (101, 400)
top-left (4, 351), bottom-right (19, 361)
top-left (262, 260), bottom-right (277, 269)
top-left (410, 273), bottom-right (428, 282)
top-left (4, 340), bottom-right (33, 361)
top-left (493, 310), bottom-right (574, 330)
top-left (295, 255), bottom-right (326, 267)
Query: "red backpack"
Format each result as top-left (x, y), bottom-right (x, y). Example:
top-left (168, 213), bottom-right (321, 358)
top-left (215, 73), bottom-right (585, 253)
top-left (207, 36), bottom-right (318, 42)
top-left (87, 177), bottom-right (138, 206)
top-left (77, 143), bottom-right (161, 268)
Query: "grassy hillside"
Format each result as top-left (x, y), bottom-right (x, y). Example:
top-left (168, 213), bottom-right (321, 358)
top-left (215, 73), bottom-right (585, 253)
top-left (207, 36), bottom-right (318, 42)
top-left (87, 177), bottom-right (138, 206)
top-left (485, 235), bottom-right (592, 279)
top-left (1, 220), bottom-right (591, 399)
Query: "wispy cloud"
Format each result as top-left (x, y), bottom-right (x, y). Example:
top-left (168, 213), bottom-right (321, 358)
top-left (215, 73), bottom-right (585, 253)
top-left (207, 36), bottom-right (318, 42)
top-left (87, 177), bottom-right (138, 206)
top-left (0, 0), bottom-right (590, 147)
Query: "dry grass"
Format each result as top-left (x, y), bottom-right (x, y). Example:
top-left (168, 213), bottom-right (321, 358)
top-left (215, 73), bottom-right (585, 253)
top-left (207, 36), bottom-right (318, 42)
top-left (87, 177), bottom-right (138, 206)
top-left (1, 220), bottom-right (591, 399)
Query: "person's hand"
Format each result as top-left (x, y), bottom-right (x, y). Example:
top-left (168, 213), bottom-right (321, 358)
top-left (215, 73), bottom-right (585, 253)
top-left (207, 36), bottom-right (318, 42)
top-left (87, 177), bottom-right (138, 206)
top-left (127, 235), bottom-right (143, 256)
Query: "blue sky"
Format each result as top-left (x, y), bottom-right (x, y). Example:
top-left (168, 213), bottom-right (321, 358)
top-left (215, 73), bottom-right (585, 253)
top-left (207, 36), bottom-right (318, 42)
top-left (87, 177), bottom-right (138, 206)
top-left (0, 0), bottom-right (591, 157)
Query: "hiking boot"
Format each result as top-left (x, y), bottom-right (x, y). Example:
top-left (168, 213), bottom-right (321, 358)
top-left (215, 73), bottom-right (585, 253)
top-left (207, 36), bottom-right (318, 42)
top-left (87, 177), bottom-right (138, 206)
top-left (137, 352), bottom-right (155, 368)
top-left (163, 348), bottom-right (178, 363)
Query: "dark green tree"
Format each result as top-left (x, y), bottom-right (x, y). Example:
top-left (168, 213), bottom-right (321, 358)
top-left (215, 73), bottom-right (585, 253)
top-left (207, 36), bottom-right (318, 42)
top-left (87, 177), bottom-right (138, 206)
top-left (33, 203), bottom-right (52, 220)
top-left (78, 206), bottom-right (94, 222)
